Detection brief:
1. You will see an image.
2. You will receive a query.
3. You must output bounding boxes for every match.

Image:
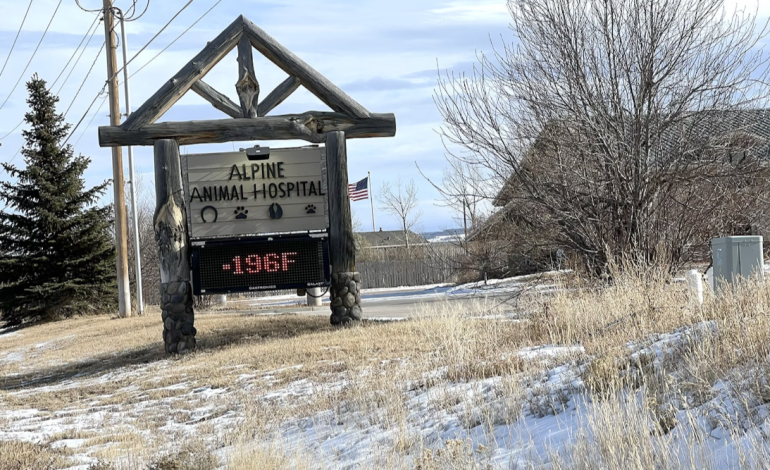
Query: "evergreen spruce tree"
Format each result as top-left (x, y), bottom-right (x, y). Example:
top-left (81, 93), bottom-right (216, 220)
top-left (0, 75), bottom-right (116, 326)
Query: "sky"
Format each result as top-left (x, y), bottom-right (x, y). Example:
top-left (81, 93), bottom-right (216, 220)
top-left (0, 0), bottom-right (514, 233)
top-left (0, 0), bottom-right (766, 234)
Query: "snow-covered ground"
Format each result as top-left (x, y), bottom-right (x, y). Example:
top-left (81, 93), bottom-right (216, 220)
top-left (1, 318), bottom-right (765, 468)
top-left (242, 271), bottom-right (566, 308)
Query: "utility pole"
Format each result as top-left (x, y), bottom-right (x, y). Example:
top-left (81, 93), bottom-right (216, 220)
top-left (102, 0), bottom-right (132, 317)
top-left (117, 9), bottom-right (143, 315)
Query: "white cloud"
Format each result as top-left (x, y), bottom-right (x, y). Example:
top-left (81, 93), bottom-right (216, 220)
top-left (431, 1), bottom-right (510, 23)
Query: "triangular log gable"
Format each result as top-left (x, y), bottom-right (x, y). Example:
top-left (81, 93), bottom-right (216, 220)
top-left (120, 15), bottom-right (372, 133)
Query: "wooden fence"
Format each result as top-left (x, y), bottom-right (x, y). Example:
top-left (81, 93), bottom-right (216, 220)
top-left (357, 258), bottom-right (457, 289)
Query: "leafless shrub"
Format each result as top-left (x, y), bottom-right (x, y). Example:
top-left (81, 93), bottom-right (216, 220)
top-left (437, 0), bottom-right (770, 274)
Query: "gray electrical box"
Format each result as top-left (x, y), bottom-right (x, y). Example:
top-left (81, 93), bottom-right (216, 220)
top-left (711, 236), bottom-right (764, 293)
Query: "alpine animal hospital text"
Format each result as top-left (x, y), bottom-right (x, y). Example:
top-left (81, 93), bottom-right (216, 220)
top-left (189, 162), bottom-right (327, 203)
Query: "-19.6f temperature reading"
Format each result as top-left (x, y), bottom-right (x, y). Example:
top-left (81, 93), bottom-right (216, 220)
top-left (192, 237), bottom-right (330, 294)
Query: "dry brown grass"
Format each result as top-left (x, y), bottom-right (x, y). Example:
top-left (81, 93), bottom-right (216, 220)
top-left (4, 267), bottom-right (770, 468)
top-left (0, 440), bottom-right (73, 470)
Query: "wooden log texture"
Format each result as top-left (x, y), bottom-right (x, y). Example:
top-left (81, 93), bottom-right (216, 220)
top-left (241, 17), bottom-right (371, 119)
top-left (236, 35), bottom-right (259, 118)
top-left (153, 139), bottom-right (190, 283)
top-left (122, 17), bottom-right (243, 130)
top-left (99, 112), bottom-right (396, 147)
top-left (191, 80), bottom-right (241, 119)
top-left (154, 139), bottom-right (196, 354)
top-left (258, 76), bottom-right (300, 116)
top-left (326, 131), bottom-right (356, 273)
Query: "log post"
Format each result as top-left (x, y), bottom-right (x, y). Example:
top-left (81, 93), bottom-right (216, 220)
top-left (236, 35), bottom-right (259, 118)
top-left (154, 139), bottom-right (196, 353)
top-left (326, 131), bottom-right (362, 324)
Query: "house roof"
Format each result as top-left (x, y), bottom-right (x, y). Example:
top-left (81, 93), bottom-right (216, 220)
top-left (492, 108), bottom-right (770, 207)
top-left (356, 230), bottom-right (428, 247)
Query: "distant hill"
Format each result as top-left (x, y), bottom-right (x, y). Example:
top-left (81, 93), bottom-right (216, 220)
top-left (422, 228), bottom-right (465, 244)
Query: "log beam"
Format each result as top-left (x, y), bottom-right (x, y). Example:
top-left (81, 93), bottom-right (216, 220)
top-left (121, 17), bottom-right (243, 130)
top-left (258, 76), bottom-right (300, 116)
top-left (236, 35), bottom-right (259, 118)
top-left (191, 80), bottom-right (241, 119)
top-left (241, 17), bottom-right (371, 119)
top-left (99, 112), bottom-right (397, 146)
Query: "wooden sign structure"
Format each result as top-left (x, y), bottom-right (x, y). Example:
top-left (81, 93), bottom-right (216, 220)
top-left (98, 15), bottom-right (396, 354)
top-left (182, 147), bottom-right (329, 238)
top-left (183, 146), bottom-right (332, 295)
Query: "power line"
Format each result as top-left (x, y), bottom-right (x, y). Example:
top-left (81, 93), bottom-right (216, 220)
top-left (130, 0), bottom-right (222, 79)
top-left (73, 95), bottom-right (109, 147)
top-left (0, 0), bottom-right (35, 79)
top-left (63, 42), bottom-right (106, 119)
top-left (109, 0), bottom-right (195, 82)
top-left (65, 0), bottom-right (215, 143)
top-left (0, 13), bottom-right (101, 143)
top-left (0, 121), bottom-right (24, 143)
top-left (64, 86), bottom-right (107, 146)
top-left (74, 0), bottom-right (102, 13)
top-left (52, 13), bottom-right (101, 90)
top-left (56, 30), bottom-right (102, 96)
top-left (124, 0), bottom-right (151, 22)
top-left (0, 0), bottom-right (64, 114)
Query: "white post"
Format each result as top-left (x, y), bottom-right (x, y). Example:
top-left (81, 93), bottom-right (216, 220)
top-left (368, 171), bottom-right (375, 232)
top-left (118, 10), bottom-right (143, 314)
top-left (685, 269), bottom-right (704, 305)
top-left (306, 287), bottom-right (322, 307)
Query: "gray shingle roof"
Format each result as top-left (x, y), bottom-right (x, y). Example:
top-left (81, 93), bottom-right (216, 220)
top-left (356, 230), bottom-right (427, 247)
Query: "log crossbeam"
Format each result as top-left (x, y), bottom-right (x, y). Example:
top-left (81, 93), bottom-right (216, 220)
top-left (191, 80), bottom-right (241, 118)
top-left (99, 112), bottom-right (396, 147)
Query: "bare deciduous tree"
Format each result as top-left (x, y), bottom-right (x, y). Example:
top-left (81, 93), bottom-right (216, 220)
top-left (378, 178), bottom-right (422, 249)
top-left (437, 0), bottom-right (770, 273)
top-left (126, 174), bottom-right (161, 308)
top-left (418, 157), bottom-right (489, 238)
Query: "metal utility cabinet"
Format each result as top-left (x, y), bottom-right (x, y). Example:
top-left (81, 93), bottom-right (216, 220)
top-left (711, 236), bottom-right (764, 293)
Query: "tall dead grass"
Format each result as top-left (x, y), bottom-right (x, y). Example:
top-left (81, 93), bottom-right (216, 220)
top-left (4, 267), bottom-right (770, 468)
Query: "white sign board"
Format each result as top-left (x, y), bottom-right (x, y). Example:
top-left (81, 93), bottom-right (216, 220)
top-left (182, 147), bottom-right (328, 239)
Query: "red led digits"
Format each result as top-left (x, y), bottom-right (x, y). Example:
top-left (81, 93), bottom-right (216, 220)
top-left (282, 252), bottom-right (298, 271)
top-left (222, 251), bottom-right (300, 275)
top-left (245, 254), bottom-right (261, 273)
top-left (264, 254), bottom-right (280, 272)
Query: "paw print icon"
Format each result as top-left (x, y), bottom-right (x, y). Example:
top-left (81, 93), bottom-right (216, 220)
top-left (305, 204), bottom-right (317, 214)
top-left (234, 206), bottom-right (248, 219)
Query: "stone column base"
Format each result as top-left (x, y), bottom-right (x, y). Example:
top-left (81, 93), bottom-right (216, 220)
top-left (160, 281), bottom-right (196, 354)
top-left (329, 272), bottom-right (362, 325)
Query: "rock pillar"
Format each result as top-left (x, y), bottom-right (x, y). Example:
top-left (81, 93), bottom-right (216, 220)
top-left (330, 272), bottom-right (362, 325)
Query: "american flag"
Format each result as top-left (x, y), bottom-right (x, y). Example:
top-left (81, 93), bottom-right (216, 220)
top-left (348, 177), bottom-right (369, 201)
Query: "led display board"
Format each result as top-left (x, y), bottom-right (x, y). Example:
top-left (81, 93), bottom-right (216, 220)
top-left (182, 146), bottom-right (328, 239)
top-left (191, 236), bottom-right (330, 295)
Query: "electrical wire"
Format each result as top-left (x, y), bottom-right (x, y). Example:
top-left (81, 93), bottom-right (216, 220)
top-left (0, 0), bottom-right (34, 79)
top-left (65, 0), bottom-right (217, 143)
top-left (129, 0), bottom-right (222, 79)
top-left (0, 121), bottom-right (24, 143)
top-left (73, 95), bottom-right (109, 147)
top-left (124, 0), bottom-right (150, 22)
top-left (52, 13), bottom-right (101, 91)
top-left (0, 13), bottom-right (100, 143)
top-left (63, 86), bottom-right (107, 146)
top-left (63, 42), bottom-right (106, 120)
top-left (0, 146), bottom-right (25, 211)
top-left (109, 0), bottom-right (195, 82)
top-left (0, 0), bottom-right (64, 114)
top-left (74, 0), bottom-right (101, 13)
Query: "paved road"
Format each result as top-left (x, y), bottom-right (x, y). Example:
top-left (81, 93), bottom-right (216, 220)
top-left (222, 285), bottom-right (520, 319)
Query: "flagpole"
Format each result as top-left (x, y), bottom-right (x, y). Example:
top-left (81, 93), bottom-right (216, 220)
top-left (368, 171), bottom-right (376, 232)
